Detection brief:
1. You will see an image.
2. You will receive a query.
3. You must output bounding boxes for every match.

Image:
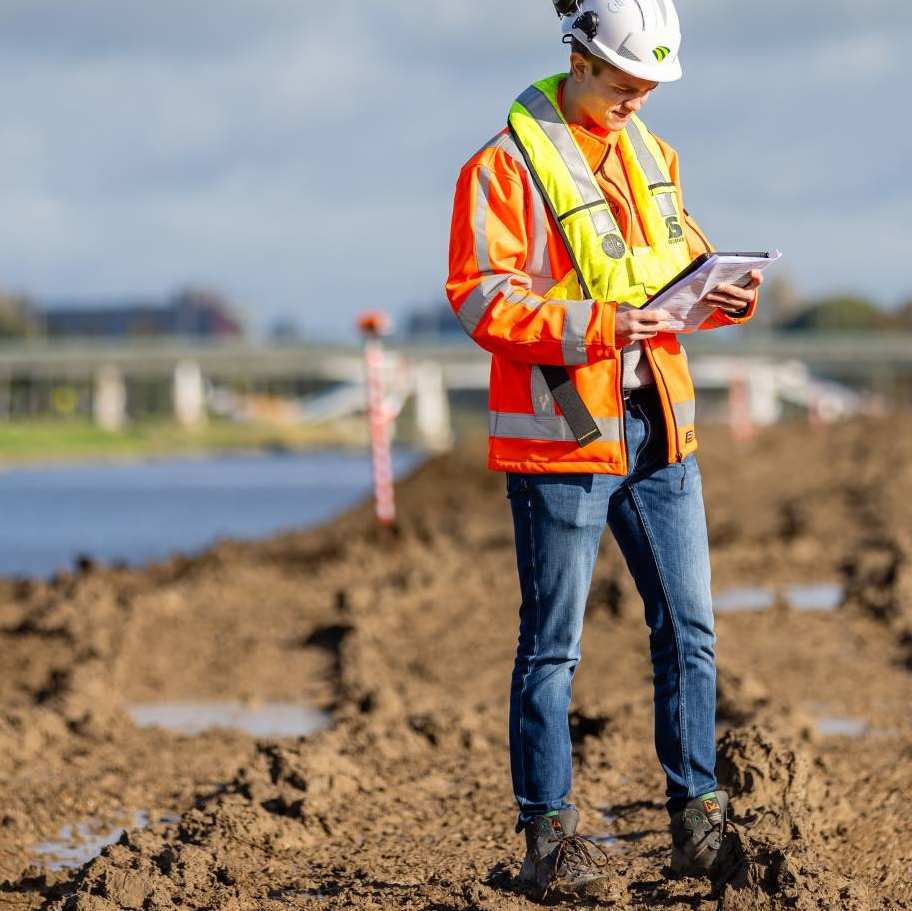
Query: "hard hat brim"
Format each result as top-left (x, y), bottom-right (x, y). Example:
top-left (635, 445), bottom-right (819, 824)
top-left (591, 44), bottom-right (683, 83)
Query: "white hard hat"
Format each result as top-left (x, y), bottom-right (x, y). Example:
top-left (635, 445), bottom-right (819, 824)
top-left (554, 0), bottom-right (683, 83)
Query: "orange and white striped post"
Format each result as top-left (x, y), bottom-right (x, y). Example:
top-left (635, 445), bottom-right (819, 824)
top-left (728, 372), bottom-right (755, 443)
top-left (808, 389), bottom-right (825, 429)
top-left (357, 311), bottom-right (396, 525)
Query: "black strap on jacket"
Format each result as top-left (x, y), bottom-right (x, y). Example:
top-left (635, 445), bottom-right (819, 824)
top-left (539, 365), bottom-right (602, 447)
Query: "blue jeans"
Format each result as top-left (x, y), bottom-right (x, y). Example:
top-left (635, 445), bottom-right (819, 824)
top-left (506, 386), bottom-right (717, 830)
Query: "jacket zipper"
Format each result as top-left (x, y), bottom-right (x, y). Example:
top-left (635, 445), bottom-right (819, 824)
top-left (616, 347), bottom-right (628, 474)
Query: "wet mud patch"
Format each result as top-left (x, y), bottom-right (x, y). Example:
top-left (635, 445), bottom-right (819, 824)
top-left (126, 701), bottom-right (328, 738)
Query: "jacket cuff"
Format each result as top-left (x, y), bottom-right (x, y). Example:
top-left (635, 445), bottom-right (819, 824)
top-left (593, 299), bottom-right (617, 357)
top-left (723, 290), bottom-right (758, 324)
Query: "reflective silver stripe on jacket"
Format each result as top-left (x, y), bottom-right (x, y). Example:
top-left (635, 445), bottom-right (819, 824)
top-left (461, 138), bottom-right (594, 365)
top-left (621, 342), bottom-right (656, 390)
top-left (530, 366), bottom-right (556, 417)
top-left (624, 122), bottom-right (677, 219)
top-left (673, 399), bottom-right (696, 426)
top-left (457, 156), bottom-right (538, 335)
top-left (490, 411), bottom-right (622, 442)
top-left (458, 271), bottom-right (594, 366)
top-left (473, 165), bottom-right (493, 272)
top-left (515, 85), bottom-right (620, 237)
top-left (562, 299), bottom-right (594, 366)
top-left (476, 132), bottom-right (554, 287)
top-left (456, 273), bottom-right (517, 335)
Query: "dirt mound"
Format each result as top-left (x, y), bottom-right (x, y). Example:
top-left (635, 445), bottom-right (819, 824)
top-left (715, 667), bottom-right (770, 726)
top-left (712, 726), bottom-right (872, 910)
top-left (842, 533), bottom-right (912, 670)
top-left (717, 725), bottom-right (830, 842)
top-left (1, 417), bottom-right (911, 909)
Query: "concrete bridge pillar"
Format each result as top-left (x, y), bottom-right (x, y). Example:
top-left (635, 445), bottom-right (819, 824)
top-left (93, 365), bottom-right (127, 432)
top-left (746, 363), bottom-right (781, 425)
top-left (173, 360), bottom-right (206, 428)
top-left (413, 361), bottom-right (453, 453)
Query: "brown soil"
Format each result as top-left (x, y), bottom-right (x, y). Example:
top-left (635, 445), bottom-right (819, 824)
top-left (1, 417), bottom-right (911, 910)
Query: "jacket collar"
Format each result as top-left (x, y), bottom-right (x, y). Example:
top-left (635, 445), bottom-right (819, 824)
top-left (556, 77), bottom-right (622, 174)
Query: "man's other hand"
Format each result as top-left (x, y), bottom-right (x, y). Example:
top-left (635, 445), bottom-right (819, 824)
top-left (703, 269), bottom-right (763, 315)
top-left (615, 307), bottom-right (676, 345)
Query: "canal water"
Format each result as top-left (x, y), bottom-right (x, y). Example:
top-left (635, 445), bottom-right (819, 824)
top-left (0, 448), bottom-right (423, 578)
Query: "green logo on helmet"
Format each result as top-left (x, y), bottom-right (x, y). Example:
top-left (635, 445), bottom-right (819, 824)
top-left (653, 46), bottom-right (671, 62)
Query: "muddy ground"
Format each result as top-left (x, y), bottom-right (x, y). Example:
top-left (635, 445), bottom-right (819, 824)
top-left (0, 416), bottom-right (910, 910)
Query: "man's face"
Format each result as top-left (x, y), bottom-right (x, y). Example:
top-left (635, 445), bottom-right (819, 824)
top-left (570, 53), bottom-right (659, 132)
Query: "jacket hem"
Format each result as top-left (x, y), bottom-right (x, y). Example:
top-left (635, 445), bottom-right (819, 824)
top-left (488, 440), bottom-right (700, 475)
top-left (488, 455), bottom-right (626, 475)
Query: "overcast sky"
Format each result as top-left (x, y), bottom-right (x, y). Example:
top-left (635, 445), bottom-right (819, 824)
top-left (0, 1), bottom-right (908, 339)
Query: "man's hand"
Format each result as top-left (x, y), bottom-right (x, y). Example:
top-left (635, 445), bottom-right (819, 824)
top-left (615, 307), bottom-right (675, 346)
top-left (703, 269), bottom-right (763, 315)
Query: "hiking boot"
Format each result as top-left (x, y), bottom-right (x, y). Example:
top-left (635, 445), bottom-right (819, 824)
top-left (670, 790), bottom-right (730, 876)
top-left (517, 807), bottom-right (610, 898)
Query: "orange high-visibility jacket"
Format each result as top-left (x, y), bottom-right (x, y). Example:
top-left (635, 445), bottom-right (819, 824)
top-left (445, 77), bottom-right (757, 475)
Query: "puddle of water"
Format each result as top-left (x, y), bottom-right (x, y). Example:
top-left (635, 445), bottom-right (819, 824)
top-left (714, 583), bottom-right (845, 615)
top-left (816, 716), bottom-right (868, 738)
top-left (33, 811), bottom-right (181, 870)
top-left (587, 808), bottom-right (620, 847)
top-left (713, 587), bottom-right (776, 614)
top-left (784, 583), bottom-right (844, 613)
top-left (587, 833), bottom-right (620, 846)
top-left (126, 701), bottom-right (329, 738)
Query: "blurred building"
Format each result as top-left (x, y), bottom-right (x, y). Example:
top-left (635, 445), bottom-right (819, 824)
top-left (402, 301), bottom-right (468, 344)
top-left (40, 287), bottom-right (244, 340)
top-left (0, 292), bottom-right (41, 339)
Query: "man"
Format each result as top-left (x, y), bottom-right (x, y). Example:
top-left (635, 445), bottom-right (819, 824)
top-left (445, 0), bottom-right (762, 897)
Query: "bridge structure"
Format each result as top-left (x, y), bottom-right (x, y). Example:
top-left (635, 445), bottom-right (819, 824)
top-left (1, 331), bottom-right (909, 379)
top-left (0, 332), bottom-right (909, 441)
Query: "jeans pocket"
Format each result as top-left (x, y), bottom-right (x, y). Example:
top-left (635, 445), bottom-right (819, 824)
top-left (670, 453), bottom-right (702, 494)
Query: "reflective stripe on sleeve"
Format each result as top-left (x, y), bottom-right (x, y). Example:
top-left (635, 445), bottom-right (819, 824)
top-left (561, 299), bottom-right (594, 366)
top-left (476, 132), bottom-right (553, 283)
top-left (456, 274), bottom-right (514, 335)
top-left (527, 163), bottom-right (551, 279)
top-left (490, 411), bottom-right (622, 442)
top-left (495, 134), bottom-right (551, 280)
top-left (458, 269), bottom-right (594, 365)
top-left (672, 399), bottom-right (696, 426)
top-left (473, 166), bottom-right (493, 273)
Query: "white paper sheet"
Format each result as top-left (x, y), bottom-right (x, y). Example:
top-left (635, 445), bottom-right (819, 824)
top-left (643, 250), bottom-right (782, 333)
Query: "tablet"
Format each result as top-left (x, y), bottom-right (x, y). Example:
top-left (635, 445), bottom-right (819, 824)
top-left (641, 250), bottom-right (782, 332)
top-left (646, 252), bottom-right (774, 305)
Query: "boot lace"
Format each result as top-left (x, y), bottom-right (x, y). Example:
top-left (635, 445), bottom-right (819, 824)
top-left (542, 834), bottom-right (610, 898)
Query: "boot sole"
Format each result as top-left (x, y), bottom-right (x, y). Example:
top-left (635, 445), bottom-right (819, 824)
top-left (516, 873), bottom-right (611, 899)
top-left (670, 847), bottom-right (716, 880)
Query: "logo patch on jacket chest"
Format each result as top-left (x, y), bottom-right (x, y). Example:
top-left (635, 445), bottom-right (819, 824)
top-left (601, 233), bottom-right (626, 259)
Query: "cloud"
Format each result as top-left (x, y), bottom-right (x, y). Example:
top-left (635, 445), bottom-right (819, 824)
top-left (0, 0), bottom-right (908, 339)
